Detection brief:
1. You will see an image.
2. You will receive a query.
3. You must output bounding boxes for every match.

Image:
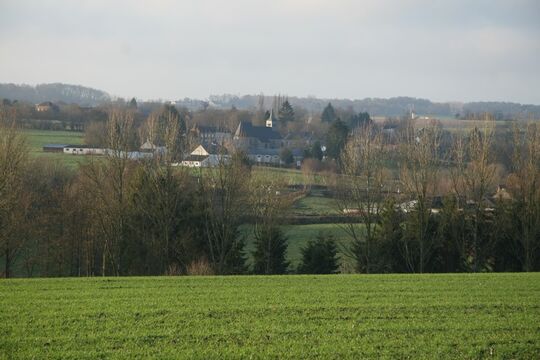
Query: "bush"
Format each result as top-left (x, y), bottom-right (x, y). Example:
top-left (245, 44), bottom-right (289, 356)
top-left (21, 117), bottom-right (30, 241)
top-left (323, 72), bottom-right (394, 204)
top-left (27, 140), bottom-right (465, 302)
top-left (298, 233), bottom-right (339, 274)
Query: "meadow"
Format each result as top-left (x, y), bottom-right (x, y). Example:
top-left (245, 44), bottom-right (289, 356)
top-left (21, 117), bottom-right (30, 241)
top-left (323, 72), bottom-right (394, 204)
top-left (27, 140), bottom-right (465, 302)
top-left (1, 273), bottom-right (539, 359)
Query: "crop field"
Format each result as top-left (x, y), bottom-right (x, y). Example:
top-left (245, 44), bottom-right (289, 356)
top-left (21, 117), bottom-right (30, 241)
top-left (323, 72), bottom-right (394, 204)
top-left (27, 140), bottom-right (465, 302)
top-left (1, 274), bottom-right (539, 359)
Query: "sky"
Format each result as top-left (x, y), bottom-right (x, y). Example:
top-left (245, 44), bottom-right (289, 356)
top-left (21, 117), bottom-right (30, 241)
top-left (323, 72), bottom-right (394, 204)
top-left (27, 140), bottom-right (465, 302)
top-left (1, 0), bottom-right (539, 104)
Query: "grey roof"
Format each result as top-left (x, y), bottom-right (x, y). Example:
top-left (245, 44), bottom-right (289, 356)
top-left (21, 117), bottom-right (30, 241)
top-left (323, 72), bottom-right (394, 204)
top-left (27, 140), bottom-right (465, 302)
top-left (235, 121), bottom-right (282, 142)
top-left (247, 148), bottom-right (303, 157)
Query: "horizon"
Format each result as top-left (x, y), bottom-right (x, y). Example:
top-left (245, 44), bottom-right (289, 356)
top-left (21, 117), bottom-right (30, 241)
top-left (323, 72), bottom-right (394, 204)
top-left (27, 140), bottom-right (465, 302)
top-left (1, 1), bottom-right (539, 104)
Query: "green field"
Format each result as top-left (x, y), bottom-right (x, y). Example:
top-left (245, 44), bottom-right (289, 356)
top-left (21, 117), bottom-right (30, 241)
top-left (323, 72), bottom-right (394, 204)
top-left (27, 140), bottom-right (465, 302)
top-left (23, 129), bottom-right (88, 168)
top-left (1, 274), bottom-right (538, 359)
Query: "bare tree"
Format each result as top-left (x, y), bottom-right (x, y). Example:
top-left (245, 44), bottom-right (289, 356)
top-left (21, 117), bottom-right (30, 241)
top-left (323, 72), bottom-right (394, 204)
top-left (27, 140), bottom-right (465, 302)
top-left (82, 107), bottom-right (134, 276)
top-left (200, 152), bottom-right (250, 274)
top-left (508, 122), bottom-right (540, 271)
top-left (400, 119), bottom-right (442, 273)
top-left (0, 108), bottom-right (29, 278)
top-left (450, 120), bottom-right (496, 271)
top-left (337, 123), bottom-right (386, 273)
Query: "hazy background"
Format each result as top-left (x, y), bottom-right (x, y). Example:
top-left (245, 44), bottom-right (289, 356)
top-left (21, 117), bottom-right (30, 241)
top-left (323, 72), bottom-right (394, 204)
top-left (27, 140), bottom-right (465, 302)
top-left (1, 0), bottom-right (539, 103)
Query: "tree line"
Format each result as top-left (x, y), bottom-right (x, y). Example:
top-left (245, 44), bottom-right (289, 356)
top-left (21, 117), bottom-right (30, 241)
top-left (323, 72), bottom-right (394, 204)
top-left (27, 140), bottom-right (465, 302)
top-left (1, 103), bottom-right (539, 277)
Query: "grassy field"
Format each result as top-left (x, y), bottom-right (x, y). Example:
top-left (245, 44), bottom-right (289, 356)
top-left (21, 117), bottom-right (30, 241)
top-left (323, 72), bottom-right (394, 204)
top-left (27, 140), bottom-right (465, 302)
top-left (23, 129), bottom-right (88, 168)
top-left (1, 274), bottom-right (538, 359)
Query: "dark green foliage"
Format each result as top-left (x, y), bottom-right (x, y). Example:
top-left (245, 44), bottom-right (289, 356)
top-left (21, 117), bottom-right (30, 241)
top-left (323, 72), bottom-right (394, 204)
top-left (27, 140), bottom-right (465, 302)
top-left (348, 112), bottom-right (372, 128)
top-left (310, 141), bottom-right (323, 161)
top-left (321, 102), bottom-right (337, 123)
top-left (280, 148), bottom-right (294, 165)
top-left (128, 97), bottom-right (137, 109)
top-left (252, 227), bottom-right (289, 274)
top-left (325, 119), bottom-right (349, 160)
top-left (298, 233), bottom-right (339, 274)
top-left (278, 100), bottom-right (295, 123)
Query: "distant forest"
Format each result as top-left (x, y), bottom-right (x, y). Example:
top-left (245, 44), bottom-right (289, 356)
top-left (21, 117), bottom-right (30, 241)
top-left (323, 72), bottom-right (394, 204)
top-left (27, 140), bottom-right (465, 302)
top-left (2, 83), bottom-right (540, 119)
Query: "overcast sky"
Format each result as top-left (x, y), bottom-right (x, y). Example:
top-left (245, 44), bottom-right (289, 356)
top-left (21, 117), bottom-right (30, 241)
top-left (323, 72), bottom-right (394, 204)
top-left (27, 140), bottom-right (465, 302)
top-left (1, 0), bottom-right (539, 104)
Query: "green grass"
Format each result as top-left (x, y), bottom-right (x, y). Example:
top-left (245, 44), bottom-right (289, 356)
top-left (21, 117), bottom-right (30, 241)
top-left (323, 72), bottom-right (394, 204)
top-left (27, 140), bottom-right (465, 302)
top-left (242, 223), bottom-right (355, 271)
top-left (292, 195), bottom-right (338, 216)
top-left (22, 129), bottom-right (90, 168)
top-left (1, 274), bottom-right (538, 359)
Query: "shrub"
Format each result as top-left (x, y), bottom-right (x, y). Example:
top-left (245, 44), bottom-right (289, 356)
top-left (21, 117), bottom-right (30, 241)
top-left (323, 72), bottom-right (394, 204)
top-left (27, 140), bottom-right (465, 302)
top-left (298, 233), bottom-right (339, 274)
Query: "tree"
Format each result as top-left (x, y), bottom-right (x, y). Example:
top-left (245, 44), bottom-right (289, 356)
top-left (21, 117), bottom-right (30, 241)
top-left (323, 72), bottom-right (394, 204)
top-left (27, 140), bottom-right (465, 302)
top-left (250, 172), bottom-right (291, 274)
top-left (311, 141), bottom-right (323, 161)
top-left (325, 119), bottom-right (349, 160)
top-left (201, 153), bottom-right (250, 274)
top-left (400, 119), bottom-right (442, 273)
top-left (252, 227), bottom-right (289, 275)
top-left (280, 148), bottom-right (294, 166)
top-left (507, 123), bottom-right (540, 271)
top-left (82, 107), bottom-right (135, 276)
top-left (0, 113), bottom-right (29, 278)
top-left (129, 97), bottom-right (137, 109)
top-left (278, 100), bottom-right (295, 124)
top-left (337, 122), bottom-right (386, 273)
top-left (321, 103), bottom-right (337, 123)
top-left (450, 121), bottom-right (496, 271)
top-left (298, 233), bottom-right (339, 274)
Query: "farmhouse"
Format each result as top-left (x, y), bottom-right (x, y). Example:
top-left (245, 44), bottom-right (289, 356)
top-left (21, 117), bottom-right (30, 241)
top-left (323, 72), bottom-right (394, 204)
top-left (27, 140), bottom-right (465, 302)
top-left (190, 124), bottom-right (232, 146)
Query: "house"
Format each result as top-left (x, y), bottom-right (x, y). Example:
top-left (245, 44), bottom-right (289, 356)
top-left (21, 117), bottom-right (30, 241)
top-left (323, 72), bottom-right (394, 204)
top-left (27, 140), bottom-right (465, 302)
top-left (492, 185), bottom-right (512, 201)
top-left (179, 144), bottom-right (229, 168)
top-left (247, 147), bottom-right (303, 167)
top-left (190, 124), bottom-right (232, 145)
top-left (140, 140), bottom-right (166, 154)
top-left (35, 101), bottom-right (59, 112)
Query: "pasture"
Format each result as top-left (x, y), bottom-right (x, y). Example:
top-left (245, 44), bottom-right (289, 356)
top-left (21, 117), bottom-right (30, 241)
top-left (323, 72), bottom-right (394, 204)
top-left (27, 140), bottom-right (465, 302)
top-left (1, 274), bottom-right (539, 359)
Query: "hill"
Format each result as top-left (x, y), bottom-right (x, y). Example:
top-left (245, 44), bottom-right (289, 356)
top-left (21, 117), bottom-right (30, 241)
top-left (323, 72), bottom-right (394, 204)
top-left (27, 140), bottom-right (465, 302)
top-left (0, 83), bottom-right (111, 106)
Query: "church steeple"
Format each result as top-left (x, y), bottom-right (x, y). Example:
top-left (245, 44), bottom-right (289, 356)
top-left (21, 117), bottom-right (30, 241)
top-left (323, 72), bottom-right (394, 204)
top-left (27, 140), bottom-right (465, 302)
top-left (266, 109), bottom-right (276, 128)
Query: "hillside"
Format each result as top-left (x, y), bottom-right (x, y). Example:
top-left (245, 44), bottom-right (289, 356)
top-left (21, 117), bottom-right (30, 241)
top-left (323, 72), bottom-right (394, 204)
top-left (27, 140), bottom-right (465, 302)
top-left (0, 83), bottom-right (111, 106)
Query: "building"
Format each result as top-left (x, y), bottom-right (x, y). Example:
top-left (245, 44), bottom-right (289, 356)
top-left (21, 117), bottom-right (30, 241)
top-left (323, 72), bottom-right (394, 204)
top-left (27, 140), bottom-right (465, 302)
top-left (35, 101), bottom-right (59, 112)
top-left (233, 116), bottom-right (282, 150)
top-left (63, 145), bottom-right (106, 155)
top-left (179, 144), bottom-right (229, 168)
top-left (246, 147), bottom-right (303, 167)
top-left (189, 124), bottom-right (232, 146)
top-left (43, 144), bottom-right (68, 153)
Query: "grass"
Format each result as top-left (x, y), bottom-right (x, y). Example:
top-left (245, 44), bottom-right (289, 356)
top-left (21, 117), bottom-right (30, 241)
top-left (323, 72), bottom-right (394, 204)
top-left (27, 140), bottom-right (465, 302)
top-left (22, 129), bottom-right (90, 168)
top-left (1, 274), bottom-right (538, 359)
top-left (292, 194), bottom-right (338, 216)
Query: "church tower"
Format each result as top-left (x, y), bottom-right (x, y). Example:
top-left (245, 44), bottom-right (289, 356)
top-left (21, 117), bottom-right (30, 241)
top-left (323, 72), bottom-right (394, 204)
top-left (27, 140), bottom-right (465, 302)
top-left (266, 109), bottom-right (276, 128)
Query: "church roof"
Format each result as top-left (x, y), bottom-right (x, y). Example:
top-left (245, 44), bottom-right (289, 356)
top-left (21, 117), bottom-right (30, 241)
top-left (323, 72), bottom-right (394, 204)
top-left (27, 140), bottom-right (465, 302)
top-left (234, 121), bottom-right (282, 142)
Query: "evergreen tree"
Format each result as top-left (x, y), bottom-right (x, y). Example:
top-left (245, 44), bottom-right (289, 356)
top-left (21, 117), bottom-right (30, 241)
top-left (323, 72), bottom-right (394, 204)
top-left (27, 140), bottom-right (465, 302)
top-left (280, 148), bottom-right (294, 165)
top-left (298, 233), bottom-right (339, 274)
top-left (278, 100), bottom-right (295, 123)
top-left (325, 119), bottom-right (349, 160)
top-left (321, 103), bottom-right (337, 123)
top-left (252, 227), bottom-right (289, 274)
top-left (129, 97), bottom-right (138, 109)
top-left (311, 141), bottom-right (323, 161)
